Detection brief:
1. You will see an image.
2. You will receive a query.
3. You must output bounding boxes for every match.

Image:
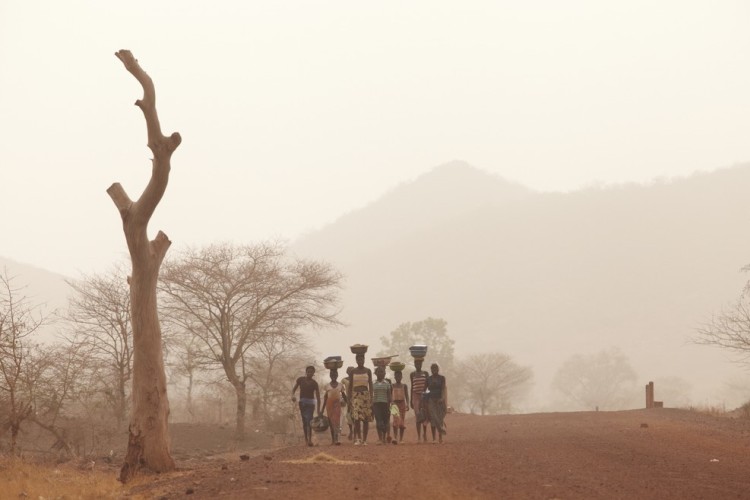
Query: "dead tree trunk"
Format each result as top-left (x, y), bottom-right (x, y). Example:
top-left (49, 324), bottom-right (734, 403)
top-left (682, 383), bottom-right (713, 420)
top-left (108, 50), bottom-right (181, 482)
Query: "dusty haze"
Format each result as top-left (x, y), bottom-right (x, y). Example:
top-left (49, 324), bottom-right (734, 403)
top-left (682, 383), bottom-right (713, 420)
top-left (2, 2), bottom-right (750, 411)
top-left (5, 161), bottom-right (750, 411)
top-left (2, 2), bottom-right (750, 274)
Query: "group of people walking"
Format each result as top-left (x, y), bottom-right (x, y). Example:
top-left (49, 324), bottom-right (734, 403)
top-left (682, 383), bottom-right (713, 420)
top-left (291, 354), bottom-right (448, 446)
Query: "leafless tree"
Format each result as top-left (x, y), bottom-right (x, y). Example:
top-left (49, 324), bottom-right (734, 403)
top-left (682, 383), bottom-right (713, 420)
top-left (246, 331), bottom-right (311, 426)
top-left (695, 292), bottom-right (750, 363)
top-left (62, 264), bottom-right (132, 426)
top-left (27, 342), bottom-right (91, 458)
top-left (59, 355), bottom-right (126, 457)
top-left (165, 332), bottom-right (210, 422)
top-left (107, 50), bottom-right (181, 481)
top-left (159, 242), bottom-right (343, 440)
top-left (455, 352), bottom-right (533, 415)
top-left (0, 270), bottom-right (47, 453)
top-left (552, 348), bottom-right (639, 411)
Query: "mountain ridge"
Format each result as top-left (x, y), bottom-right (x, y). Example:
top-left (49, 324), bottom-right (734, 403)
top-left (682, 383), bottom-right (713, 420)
top-left (293, 160), bottom-right (533, 264)
top-left (4, 161), bottom-right (750, 409)
top-left (292, 161), bottom-right (750, 409)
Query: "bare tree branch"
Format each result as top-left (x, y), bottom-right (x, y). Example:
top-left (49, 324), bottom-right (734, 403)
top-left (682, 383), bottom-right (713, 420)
top-left (160, 242), bottom-right (343, 440)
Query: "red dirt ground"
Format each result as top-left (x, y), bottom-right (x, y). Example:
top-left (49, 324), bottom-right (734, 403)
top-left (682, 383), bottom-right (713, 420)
top-left (126, 409), bottom-right (750, 499)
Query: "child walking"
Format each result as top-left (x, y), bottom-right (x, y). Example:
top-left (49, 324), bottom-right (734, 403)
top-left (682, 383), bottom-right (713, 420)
top-left (372, 366), bottom-right (392, 445)
top-left (321, 369), bottom-right (347, 445)
top-left (390, 369), bottom-right (409, 444)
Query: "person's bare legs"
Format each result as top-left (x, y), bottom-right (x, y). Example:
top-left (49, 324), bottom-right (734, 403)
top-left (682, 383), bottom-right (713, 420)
top-left (307, 422), bottom-right (314, 446)
top-left (362, 421), bottom-right (370, 444)
top-left (353, 421), bottom-right (362, 444)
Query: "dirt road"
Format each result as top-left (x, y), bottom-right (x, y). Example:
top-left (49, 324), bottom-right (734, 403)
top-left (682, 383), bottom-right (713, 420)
top-left (130, 409), bottom-right (750, 499)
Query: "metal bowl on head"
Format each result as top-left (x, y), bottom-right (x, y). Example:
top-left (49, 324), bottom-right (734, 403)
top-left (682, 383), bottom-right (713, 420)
top-left (409, 344), bottom-right (428, 358)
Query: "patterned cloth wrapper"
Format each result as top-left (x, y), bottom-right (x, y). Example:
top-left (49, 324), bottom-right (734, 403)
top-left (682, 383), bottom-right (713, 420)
top-left (350, 391), bottom-right (373, 422)
top-left (427, 397), bottom-right (446, 435)
top-left (391, 400), bottom-right (407, 428)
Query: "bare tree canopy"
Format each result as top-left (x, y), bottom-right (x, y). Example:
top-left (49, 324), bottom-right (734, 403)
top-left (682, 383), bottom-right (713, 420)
top-left (62, 264), bottom-right (132, 426)
top-left (0, 269), bottom-right (47, 453)
top-left (552, 349), bottom-right (639, 411)
top-left (160, 241), bottom-right (343, 440)
top-left (108, 50), bottom-right (180, 482)
top-left (455, 352), bottom-right (533, 415)
top-left (246, 333), bottom-right (313, 426)
top-left (695, 292), bottom-right (750, 363)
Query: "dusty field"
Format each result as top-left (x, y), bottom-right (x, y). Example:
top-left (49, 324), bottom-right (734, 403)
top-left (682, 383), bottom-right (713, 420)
top-left (118, 409), bottom-right (750, 500)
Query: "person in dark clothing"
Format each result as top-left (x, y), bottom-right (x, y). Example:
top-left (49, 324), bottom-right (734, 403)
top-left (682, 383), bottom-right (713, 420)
top-left (372, 366), bottom-right (392, 445)
top-left (426, 362), bottom-right (447, 443)
top-left (292, 365), bottom-right (321, 446)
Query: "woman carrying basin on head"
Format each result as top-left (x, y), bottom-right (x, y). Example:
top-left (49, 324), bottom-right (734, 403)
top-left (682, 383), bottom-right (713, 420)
top-left (347, 353), bottom-right (373, 445)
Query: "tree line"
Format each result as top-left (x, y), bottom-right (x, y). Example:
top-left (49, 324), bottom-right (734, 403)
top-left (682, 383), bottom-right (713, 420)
top-left (1, 252), bottom-right (673, 463)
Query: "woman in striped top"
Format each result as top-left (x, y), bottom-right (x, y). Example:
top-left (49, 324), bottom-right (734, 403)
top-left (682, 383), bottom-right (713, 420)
top-left (372, 366), bottom-right (392, 445)
top-left (410, 358), bottom-right (429, 443)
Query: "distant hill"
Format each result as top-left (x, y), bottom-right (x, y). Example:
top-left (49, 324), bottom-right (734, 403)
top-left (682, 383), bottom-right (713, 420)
top-left (292, 161), bottom-right (750, 409)
top-left (294, 160), bottom-right (532, 265)
top-left (5, 161), bottom-right (750, 410)
top-left (0, 256), bottom-right (71, 342)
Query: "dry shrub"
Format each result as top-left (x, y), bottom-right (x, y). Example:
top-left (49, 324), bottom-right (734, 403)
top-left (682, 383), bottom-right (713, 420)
top-left (684, 404), bottom-right (727, 416)
top-left (0, 457), bottom-right (132, 499)
top-left (264, 412), bottom-right (293, 434)
top-left (738, 400), bottom-right (750, 419)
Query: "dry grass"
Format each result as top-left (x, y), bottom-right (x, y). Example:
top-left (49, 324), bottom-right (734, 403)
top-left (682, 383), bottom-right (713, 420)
top-left (684, 404), bottom-right (727, 417)
top-left (0, 457), bottom-right (158, 499)
top-left (683, 401), bottom-right (750, 419)
top-left (282, 452), bottom-right (366, 465)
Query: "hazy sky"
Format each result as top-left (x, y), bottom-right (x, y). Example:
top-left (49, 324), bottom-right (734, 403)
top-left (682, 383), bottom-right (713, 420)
top-left (2, 1), bottom-right (750, 276)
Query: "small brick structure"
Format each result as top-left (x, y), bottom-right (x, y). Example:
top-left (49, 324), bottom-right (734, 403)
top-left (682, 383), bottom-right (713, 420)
top-left (645, 381), bottom-right (663, 408)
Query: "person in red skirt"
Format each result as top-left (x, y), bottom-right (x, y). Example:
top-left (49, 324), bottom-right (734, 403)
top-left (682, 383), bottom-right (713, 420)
top-left (321, 369), bottom-right (347, 445)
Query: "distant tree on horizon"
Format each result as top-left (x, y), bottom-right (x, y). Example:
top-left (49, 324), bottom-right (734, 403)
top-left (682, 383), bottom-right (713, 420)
top-left (378, 317), bottom-right (455, 372)
top-left (454, 352), bottom-right (533, 415)
top-left (551, 348), bottom-right (639, 411)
